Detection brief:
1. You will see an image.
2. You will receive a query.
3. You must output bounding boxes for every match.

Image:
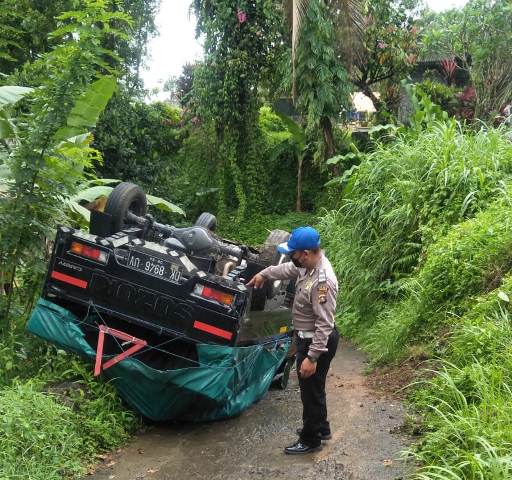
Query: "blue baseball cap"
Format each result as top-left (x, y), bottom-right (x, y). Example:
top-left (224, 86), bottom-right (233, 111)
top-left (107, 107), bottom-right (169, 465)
top-left (277, 226), bottom-right (320, 254)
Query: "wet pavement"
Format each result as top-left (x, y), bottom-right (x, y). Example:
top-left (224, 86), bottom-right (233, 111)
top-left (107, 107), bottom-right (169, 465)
top-left (88, 340), bottom-right (412, 480)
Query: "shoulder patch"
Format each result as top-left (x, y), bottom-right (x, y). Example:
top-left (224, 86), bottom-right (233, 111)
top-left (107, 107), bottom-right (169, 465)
top-left (317, 284), bottom-right (328, 304)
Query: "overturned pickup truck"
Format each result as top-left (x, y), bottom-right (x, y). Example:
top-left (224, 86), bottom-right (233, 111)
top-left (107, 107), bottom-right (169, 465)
top-left (27, 182), bottom-right (296, 421)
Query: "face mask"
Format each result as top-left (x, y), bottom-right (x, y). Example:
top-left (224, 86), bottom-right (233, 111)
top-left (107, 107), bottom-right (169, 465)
top-left (291, 255), bottom-right (303, 268)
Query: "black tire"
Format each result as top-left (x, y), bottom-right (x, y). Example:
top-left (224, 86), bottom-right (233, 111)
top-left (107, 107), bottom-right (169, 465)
top-left (104, 182), bottom-right (147, 233)
top-left (258, 229), bottom-right (290, 266)
top-left (259, 230), bottom-right (290, 299)
top-left (195, 212), bottom-right (217, 231)
top-left (251, 229), bottom-right (290, 310)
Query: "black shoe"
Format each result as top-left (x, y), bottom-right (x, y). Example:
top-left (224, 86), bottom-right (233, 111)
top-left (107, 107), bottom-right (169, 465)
top-left (296, 428), bottom-right (332, 440)
top-left (284, 441), bottom-right (322, 455)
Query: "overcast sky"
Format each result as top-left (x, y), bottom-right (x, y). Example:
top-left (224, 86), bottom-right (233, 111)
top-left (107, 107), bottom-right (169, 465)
top-left (141, 0), bottom-right (469, 95)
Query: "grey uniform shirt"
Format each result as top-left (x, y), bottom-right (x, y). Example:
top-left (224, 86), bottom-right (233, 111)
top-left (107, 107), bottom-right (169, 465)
top-left (259, 253), bottom-right (338, 360)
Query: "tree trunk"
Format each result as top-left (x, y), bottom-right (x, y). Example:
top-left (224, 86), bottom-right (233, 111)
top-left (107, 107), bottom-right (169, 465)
top-left (296, 154), bottom-right (303, 212)
top-left (320, 116), bottom-right (335, 160)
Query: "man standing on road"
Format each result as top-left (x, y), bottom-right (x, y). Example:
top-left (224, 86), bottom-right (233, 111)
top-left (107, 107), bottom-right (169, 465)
top-left (247, 226), bottom-right (339, 454)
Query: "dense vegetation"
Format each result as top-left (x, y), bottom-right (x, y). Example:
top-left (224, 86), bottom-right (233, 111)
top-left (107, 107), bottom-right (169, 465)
top-left (0, 0), bottom-right (511, 478)
top-left (319, 86), bottom-right (512, 480)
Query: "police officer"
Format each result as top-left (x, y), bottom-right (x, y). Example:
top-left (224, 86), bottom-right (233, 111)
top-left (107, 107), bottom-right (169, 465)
top-left (247, 226), bottom-right (339, 454)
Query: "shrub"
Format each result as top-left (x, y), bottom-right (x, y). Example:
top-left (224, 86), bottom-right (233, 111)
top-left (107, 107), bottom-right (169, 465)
top-left (94, 90), bottom-right (183, 201)
top-left (218, 211), bottom-right (318, 246)
top-left (0, 381), bottom-right (84, 479)
top-left (319, 122), bottom-right (512, 333)
top-left (0, 357), bottom-right (138, 479)
top-left (365, 192), bottom-right (512, 361)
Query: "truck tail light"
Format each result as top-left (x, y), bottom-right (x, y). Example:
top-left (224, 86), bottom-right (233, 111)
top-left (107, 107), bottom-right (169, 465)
top-left (70, 241), bottom-right (108, 264)
top-left (194, 284), bottom-right (234, 305)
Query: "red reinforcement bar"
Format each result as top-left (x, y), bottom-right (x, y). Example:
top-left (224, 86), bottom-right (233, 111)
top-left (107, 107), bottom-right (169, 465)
top-left (94, 325), bottom-right (147, 377)
top-left (50, 270), bottom-right (88, 289)
top-left (193, 320), bottom-right (233, 340)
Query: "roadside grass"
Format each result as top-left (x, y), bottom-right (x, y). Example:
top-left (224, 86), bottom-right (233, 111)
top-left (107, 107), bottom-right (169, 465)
top-left (0, 339), bottom-right (139, 479)
top-left (319, 121), bottom-right (512, 479)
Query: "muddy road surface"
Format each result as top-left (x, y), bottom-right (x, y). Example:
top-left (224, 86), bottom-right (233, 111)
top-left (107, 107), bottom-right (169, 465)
top-left (89, 340), bottom-right (412, 480)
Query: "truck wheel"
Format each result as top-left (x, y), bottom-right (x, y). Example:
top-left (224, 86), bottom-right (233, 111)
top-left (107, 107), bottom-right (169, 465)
top-left (195, 212), bottom-right (217, 231)
top-left (104, 182), bottom-right (147, 233)
top-left (259, 230), bottom-right (290, 299)
top-left (250, 229), bottom-right (290, 310)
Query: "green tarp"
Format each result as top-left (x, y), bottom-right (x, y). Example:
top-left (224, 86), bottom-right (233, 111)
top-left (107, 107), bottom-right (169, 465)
top-left (26, 298), bottom-right (288, 421)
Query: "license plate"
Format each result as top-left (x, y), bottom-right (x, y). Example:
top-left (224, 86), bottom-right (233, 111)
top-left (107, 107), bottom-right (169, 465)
top-left (127, 251), bottom-right (182, 283)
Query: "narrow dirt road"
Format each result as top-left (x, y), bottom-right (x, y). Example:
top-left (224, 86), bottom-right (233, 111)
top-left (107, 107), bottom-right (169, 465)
top-left (89, 340), bottom-right (412, 480)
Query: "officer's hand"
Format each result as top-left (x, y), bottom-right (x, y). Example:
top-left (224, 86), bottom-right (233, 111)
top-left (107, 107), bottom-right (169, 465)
top-left (247, 273), bottom-right (266, 289)
top-left (300, 357), bottom-right (317, 378)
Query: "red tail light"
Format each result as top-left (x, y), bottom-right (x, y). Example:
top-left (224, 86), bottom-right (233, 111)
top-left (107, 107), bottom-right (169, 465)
top-left (194, 284), bottom-right (234, 305)
top-left (70, 241), bottom-right (108, 264)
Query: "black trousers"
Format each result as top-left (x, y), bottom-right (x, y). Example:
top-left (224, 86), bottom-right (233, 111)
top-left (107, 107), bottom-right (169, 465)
top-left (296, 328), bottom-right (340, 447)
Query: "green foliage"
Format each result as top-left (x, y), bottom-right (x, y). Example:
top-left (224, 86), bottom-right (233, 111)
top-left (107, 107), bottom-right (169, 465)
top-left (421, 0), bottom-right (512, 121)
top-left (406, 82), bottom-right (449, 131)
top-left (365, 194), bottom-right (512, 361)
top-left (411, 360), bottom-right (512, 479)
top-left (0, 0), bottom-right (129, 327)
top-left (93, 89), bottom-right (183, 201)
top-left (0, 85), bottom-right (33, 139)
top-left (258, 107), bottom-right (325, 213)
top-left (0, 0), bottom-right (159, 92)
top-left (55, 76), bottom-right (117, 142)
top-left (0, 357), bottom-right (137, 479)
top-left (0, 0), bottom-right (73, 76)
top-left (174, 107), bottom-right (326, 220)
top-left (448, 278), bottom-right (512, 366)
top-left (319, 121), bottom-right (512, 336)
top-left (406, 279), bottom-right (512, 479)
top-left (192, 0), bottom-right (283, 220)
top-left (347, 0), bottom-right (420, 114)
top-left (218, 210), bottom-right (318, 246)
top-left (295, 0), bottom-right (350, 160)
top-left (416, 80), bottom-right (458, 116)
top-left (0, 381), bottom-right (85, 479)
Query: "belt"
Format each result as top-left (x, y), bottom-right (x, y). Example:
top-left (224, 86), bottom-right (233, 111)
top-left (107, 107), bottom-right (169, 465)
top-left (297, 330), bottom-right (315, 339)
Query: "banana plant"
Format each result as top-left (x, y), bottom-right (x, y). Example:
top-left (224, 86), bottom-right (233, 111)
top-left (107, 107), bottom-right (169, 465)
top-left (68, 178), bottom-right (185, 224)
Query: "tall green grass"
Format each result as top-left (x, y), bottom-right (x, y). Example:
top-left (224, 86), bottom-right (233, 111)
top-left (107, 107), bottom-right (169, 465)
top-left (412, 360), bottom-right (512, 480)
top-left (319, 119), bottom-right (512, 478)
top-left (320, 122), bottom-right (512, 338)
top-left (365, 195), bottom-right (512, 361)
top-left (0, 356), bottom-right (138, 479)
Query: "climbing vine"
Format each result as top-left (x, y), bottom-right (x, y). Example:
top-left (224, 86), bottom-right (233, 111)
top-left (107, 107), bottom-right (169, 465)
top-left (192, 0), bottom-right (282, 221)
top-left (295, 0), bottom-right (350, 161)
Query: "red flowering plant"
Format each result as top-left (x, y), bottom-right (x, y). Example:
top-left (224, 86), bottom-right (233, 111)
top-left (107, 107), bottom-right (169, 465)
top-left (237, 8), bottom-right (247, 24)
top-left (344, 0), bottom-right (421, 114)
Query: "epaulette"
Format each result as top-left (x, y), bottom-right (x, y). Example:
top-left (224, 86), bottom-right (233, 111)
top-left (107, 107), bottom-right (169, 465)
top-left (318, 269), bottom-right (327, 283)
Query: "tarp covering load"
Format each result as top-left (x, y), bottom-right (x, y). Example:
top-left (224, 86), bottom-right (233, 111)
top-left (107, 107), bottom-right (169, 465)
top-left (27, 299), bottom-right (289, 421)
